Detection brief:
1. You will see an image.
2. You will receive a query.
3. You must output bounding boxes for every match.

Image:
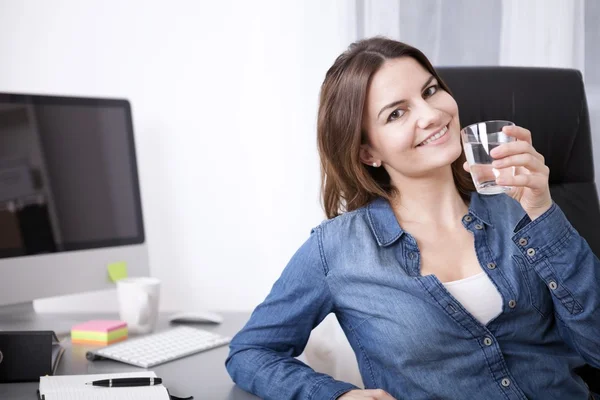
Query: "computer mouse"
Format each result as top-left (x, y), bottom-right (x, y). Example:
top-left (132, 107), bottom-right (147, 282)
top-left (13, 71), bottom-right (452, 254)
top-left (168, 310), bottom-right (224, 325)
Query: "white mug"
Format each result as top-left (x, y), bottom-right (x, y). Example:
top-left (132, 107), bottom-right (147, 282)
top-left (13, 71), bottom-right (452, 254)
top-left (116, 277), bottom-right (160, 334)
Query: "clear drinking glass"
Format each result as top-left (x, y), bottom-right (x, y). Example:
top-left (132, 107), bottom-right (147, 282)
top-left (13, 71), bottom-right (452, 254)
top-left (461, 120), bottom-right (516, 195)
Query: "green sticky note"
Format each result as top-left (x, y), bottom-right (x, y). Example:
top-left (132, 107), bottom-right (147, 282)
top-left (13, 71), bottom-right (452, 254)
top-left (107, 261), bottom-right (128, 282)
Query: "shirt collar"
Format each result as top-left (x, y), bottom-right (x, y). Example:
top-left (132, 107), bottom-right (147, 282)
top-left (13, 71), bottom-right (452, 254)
top-left (366, 191), bottom-right (493, 247)
top-left (467, 191), bottom-right (494, 227)
top-left (366, 197), bottom-right (404, 247)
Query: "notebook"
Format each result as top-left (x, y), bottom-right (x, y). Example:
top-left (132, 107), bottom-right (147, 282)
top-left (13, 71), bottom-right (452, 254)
top-left (38, 371), bottom-right (169, 400)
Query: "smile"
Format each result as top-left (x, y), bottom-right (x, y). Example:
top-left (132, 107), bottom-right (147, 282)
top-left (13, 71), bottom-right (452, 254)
top-left (417, 125), bottom-right (449, 147)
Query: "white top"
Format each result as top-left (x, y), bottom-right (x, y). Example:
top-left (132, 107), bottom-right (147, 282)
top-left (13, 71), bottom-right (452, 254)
top-left (442, 272), bottom-right (503, 325)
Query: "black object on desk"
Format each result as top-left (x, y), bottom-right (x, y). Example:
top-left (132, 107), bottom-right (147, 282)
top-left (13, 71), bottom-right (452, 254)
top-left (0, 331), bottom-right (64, 383)
top-left (87, 377), bottom-right (164, 387)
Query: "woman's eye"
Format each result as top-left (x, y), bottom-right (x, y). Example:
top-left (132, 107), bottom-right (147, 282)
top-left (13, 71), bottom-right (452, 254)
top-left (387, 109), bottom-right (405, 122)
top-left (424, 85), bottom-right (439, 98)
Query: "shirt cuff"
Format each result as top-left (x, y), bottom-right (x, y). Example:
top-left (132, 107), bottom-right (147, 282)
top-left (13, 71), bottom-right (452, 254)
top-left (308, 377), bottom-right (359, 400)
top-left (511, 202), bottom-right (573, 263)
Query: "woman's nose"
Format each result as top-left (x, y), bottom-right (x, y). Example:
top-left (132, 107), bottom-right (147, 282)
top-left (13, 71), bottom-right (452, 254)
top-left (415, 101), bottom-right (443, 130)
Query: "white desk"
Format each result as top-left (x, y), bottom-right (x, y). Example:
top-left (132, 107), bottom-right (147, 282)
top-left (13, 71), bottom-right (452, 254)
top-left (0, 311), bottom-right (259, 400)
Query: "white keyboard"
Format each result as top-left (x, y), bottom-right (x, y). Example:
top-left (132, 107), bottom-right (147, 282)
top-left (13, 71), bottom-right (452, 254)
top-left (86, 326), bottom-right (232, 368)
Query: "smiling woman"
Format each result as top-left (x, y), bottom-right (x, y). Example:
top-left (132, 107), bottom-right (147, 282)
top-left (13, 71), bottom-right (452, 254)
top-left (316, 39), bottom-right (474, 219)
top-left (225, 37), bottom-right (600, 400)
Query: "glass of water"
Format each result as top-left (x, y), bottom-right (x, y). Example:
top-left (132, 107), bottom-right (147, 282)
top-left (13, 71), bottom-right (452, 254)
top-left (461, 120), bottom-right (516, 195)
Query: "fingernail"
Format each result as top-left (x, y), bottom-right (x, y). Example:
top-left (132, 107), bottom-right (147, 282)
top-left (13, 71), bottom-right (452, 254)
top-left (492, 168), bottom-right (500, 178)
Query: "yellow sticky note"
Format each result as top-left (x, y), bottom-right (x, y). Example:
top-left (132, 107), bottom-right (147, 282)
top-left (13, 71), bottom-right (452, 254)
top-left (107, 261), bottom-right (128, 282)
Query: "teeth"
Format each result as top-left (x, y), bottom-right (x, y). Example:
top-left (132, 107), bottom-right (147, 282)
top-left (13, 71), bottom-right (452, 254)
top-left (419, 125), bottom-right (448, 146)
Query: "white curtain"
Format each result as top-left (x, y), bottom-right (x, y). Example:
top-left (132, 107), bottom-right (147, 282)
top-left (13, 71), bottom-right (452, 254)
top-left (357, 0), bottom-right (591, 69)
top-left (499, 0), bottom-right (585, 69)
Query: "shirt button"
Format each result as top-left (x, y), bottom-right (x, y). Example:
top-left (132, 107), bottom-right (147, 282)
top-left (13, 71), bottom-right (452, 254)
top-left (487, 262), bottom-right (496, 270)
top-left (408, 252), bottom-right (416, 259)
top-left (527, 248), bottom-right (536, 256)
top-left (549, 281), bottom-right (558, 290)
top-left (508, 299), bottom-right (517, 308)
top-left (501, 378), bottom-right (511, 387)
top-left (464, 215), bottom-right (473, 222)
top-left (519, 238), bottom-right (528, 246)
top-left (483, 337), bottom-right (493, 346)
top-left (474, 224), bottom-right (483, 230)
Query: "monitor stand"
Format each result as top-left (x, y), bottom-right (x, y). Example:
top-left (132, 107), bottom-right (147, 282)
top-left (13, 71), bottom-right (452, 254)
top-left (0, 302), bottom-right (89, 336)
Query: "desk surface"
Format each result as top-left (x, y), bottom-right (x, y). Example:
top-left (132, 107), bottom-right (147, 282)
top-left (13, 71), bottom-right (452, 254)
top-left (0, 311), bottom-right (259, 400)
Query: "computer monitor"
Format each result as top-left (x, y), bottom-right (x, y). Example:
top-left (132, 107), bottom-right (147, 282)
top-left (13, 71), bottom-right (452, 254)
top-left (0, 92), bottom-right (149, 312)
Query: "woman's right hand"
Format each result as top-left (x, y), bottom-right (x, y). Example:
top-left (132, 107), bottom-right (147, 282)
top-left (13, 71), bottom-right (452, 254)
top-left (338, 389), bottom-right (397, 399)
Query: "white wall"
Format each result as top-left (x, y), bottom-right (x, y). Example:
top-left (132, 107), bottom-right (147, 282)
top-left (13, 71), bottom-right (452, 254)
top-left (0, 0), bottom-right (357, 312)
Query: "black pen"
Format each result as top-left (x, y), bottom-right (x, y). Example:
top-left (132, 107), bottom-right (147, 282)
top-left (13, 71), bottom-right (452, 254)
top-left (85, 377), bottom-right (163, 387)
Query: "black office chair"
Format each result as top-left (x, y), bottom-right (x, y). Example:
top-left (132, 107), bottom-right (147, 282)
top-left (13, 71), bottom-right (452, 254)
top-left (438, 66), bottom-right (600, 394)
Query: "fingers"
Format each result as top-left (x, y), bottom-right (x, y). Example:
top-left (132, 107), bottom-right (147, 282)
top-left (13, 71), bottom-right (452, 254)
top-left (339, 389), bottom-right (397, 399)
top-left (492, 153), bottom-right (549, 175)
top-left (490, 139), bottom-right (546, 175)
top-left (463, 161), bottom-right (470, 172)
top-left (490, 140), bottom-right (543, 162)
top-left (364, 389), bottom-right (396, 399)
top-left (502, 125), bottom-right (532, 144)
top-left (495, 171), bottom-right (548, 190)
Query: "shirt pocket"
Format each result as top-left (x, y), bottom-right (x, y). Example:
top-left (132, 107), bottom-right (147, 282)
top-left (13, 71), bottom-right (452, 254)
top-left (513, 255), bottom-right (553, 318)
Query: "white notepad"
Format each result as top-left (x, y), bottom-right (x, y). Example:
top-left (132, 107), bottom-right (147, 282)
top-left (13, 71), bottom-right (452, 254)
top-left (39, 371), bottom-right (169, 400)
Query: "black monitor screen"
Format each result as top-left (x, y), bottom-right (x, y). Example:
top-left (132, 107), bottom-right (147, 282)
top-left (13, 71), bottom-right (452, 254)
top-left (0, 93), bottom-right (144, 258)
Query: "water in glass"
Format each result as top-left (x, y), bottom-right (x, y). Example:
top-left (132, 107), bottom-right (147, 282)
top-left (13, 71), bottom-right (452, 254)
top-left (464, 142), bottom-right (514, 194)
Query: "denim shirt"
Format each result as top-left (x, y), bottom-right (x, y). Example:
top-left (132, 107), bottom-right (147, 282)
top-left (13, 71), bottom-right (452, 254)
top-left (226, 192), bottom-right (600, 400)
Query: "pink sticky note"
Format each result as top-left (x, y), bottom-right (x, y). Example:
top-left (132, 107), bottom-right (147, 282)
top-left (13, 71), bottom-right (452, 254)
top-left (71, 320), bottom-right (127, 333)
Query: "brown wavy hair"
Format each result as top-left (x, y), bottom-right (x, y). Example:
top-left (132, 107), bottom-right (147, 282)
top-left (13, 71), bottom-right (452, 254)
top-left (317, 37), bottom-right (474, 219)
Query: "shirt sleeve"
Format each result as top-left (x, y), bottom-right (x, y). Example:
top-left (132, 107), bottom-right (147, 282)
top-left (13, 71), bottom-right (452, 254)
top-left (225, 226), bottom-right (359, 400)
top-left (512, 202), bottom-right (600, 368)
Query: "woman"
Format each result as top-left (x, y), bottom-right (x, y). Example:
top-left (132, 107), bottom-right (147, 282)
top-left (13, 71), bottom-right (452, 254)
top-left (225, 37), bottom-right (600, 400)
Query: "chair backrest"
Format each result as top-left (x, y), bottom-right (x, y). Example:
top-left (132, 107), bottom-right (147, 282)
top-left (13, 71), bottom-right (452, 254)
top-left (437, 66), bottom-right (600, 392)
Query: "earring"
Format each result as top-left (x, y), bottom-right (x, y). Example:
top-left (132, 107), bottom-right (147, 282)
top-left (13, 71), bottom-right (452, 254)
top-left (372, 162), bottom-right (379, 168)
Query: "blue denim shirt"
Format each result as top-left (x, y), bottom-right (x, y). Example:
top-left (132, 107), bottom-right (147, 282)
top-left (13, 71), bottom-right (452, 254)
top-left (226, 192), bottom-right (600, 399)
